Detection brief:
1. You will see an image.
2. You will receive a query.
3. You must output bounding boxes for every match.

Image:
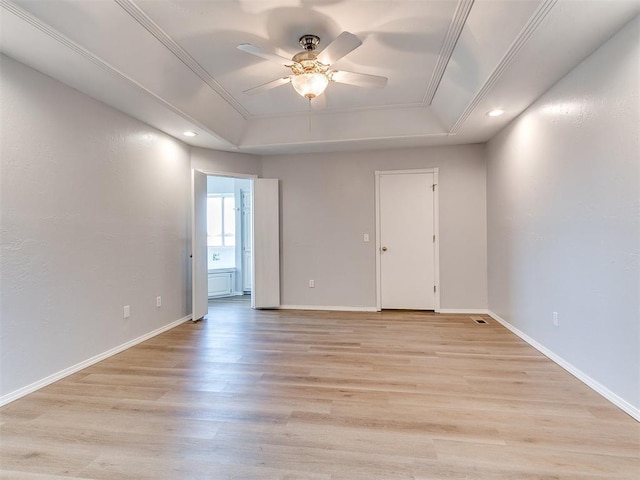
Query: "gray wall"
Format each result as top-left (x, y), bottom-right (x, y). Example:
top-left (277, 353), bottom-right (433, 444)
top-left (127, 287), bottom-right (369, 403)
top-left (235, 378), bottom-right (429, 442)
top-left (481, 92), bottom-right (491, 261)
top-left (0, 55), bottom-right (248, 400)
top-left (0, 54), bottom-right (190, 397)
top-left (486, 17), bottom-right (639, 411)
top-left (262, 145), bottom-right (487, 310)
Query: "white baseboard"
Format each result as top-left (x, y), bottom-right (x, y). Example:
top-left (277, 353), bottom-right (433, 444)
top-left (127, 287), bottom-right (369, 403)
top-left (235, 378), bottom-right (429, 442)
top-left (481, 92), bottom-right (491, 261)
top-left (279, 306), bottom-right (489, 314)
top-left (279, 305), bottom-right (378, 312)
top-left (439, 308), bottom-right (490, 314)
top-left (488, 310), bottom-right (640, 422)
top-left (0, 314), bottom-right (192, 407)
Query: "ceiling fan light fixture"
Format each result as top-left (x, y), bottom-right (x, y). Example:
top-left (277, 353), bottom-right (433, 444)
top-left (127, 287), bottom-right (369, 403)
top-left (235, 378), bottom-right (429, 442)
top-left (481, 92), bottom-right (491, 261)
top-left (237, 31), bottom-right (387, 99)
top-left (291, 72), bottom-right (329, 99)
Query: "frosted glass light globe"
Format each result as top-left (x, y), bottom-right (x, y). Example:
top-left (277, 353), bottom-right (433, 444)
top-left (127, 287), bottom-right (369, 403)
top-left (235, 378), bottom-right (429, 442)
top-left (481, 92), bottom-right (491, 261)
top-left (291, 73), bottom-right (329, 99)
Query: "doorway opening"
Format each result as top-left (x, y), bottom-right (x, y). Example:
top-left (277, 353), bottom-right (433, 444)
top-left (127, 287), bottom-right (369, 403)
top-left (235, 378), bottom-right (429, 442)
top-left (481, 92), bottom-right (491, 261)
top-left (206, 175), bottom-right (253, 303)
top-left (193, 172), bottom-right (279, 320)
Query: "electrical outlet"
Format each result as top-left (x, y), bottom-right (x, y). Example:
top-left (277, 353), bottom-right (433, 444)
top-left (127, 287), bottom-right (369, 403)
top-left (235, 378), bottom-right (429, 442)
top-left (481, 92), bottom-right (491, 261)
top-left (553, 312), bottom-right (559, 327)
top-left (156, 296), bottom-right (162, 308)
top-left (363, 233), bottom-right (370, 242)
top-left (309, 279), bottom-right (315, 288)
top-left (123, 305), bottom-right (130, 319)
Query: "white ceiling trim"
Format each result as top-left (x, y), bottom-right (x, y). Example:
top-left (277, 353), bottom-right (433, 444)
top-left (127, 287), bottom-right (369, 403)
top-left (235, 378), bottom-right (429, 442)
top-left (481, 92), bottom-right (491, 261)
top-left (4, 0), bottom-right (635, 155)
top-left (423, 0), bottom-right (475, 105)
top-left (241, 131), bottom-right (452, 155)
top-left (1, 1), bottom-right (90, 60)
top-left (449, 0), bottom-right (558, 134)
top-left (250, 101), bottom-right (428, 120)
top-left (0, 0), bottom-right (236, 147)
top-left (114, 0), bottom-right (251, 120)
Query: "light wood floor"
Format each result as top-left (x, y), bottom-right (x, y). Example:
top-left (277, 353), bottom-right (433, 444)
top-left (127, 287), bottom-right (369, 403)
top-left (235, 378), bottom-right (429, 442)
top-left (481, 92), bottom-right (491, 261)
top-left (1, 297), bottom-right (638, 479)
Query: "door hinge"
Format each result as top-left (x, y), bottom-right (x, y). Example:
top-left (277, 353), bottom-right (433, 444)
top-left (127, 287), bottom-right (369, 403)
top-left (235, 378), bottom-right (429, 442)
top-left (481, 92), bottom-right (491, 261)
top-left (432, 184), bottom-right (437, 192)
top-left (434, 285), bottom-right (437, 293)
top-left (433, 234), bottom-right (436, 242)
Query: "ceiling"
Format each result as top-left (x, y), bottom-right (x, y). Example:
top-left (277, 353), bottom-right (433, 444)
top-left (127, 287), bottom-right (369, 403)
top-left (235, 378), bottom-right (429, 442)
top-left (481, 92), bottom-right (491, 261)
top-left (1, 0), bottom-right (638, 155)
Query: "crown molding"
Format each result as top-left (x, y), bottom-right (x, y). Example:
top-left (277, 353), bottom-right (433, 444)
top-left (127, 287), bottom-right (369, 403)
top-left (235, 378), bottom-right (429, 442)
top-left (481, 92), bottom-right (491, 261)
top-left (114, 0), bottom-right (251, 120)
top-left (423, 0), bottom-right (475, 105)
top-left (0, 0), bottom-right (235, 146)
top-left (449, 0), bottom-right (557, 134)
top-left (249, 101), bottom-right (428, 120)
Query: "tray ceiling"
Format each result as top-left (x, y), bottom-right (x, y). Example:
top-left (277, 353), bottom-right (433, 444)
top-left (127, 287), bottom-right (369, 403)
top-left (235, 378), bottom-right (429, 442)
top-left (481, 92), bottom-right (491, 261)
top-left (1, 0), bottom-right (638, 154)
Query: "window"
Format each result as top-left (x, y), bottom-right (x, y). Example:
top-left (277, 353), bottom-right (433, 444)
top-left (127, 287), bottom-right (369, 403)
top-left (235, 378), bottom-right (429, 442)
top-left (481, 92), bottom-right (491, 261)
top-left (207, 194), bottom-right (236, 247)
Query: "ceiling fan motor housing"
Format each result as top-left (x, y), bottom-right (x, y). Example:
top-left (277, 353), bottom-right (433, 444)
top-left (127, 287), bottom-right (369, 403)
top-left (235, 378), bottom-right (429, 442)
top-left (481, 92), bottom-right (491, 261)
top-left (291, 50), bottom-right (329, 75)
top-left (299, 34), bottom-right (320, 51)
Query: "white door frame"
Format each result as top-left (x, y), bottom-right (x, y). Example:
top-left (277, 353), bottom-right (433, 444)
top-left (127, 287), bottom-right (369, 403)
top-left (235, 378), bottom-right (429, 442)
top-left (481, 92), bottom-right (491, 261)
top-left (192, 169), bottom-right (258, 302)
top-left (240, 189), bottom-right (252, 293)
top-left (195, 169), bottom-right (258, 181)
top-left (193, 170), bottom-right (281, 310)
top-left (375, 168), bottom-right (440, 312)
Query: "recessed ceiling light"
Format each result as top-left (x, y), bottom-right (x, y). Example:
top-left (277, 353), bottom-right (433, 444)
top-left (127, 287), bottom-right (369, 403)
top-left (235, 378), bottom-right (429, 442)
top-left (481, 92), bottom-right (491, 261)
top-left (486, 109), bottom-right (504, 117)
top-left (183, 131), bottom-right (198, 137)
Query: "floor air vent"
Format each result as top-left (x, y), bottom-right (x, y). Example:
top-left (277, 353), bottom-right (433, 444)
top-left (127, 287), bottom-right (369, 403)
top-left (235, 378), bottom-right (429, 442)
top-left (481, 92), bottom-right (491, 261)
top-left (472, 318), bottom-right (488, 325)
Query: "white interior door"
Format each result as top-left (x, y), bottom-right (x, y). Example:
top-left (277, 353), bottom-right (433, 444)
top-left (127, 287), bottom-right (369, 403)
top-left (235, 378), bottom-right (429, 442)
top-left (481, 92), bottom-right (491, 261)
top-left (191, 169), bottom-right (208, 321)
top-left (251, 179), bottom-right (280, 309)
top-left (377, 170), bottom-right (438, 310)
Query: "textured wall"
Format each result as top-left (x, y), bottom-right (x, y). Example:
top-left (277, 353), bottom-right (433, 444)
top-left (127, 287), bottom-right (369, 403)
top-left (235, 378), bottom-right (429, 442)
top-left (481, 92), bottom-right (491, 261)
top-left (0, 55), bottom-right (191, 397)
top-left (486, 17), bottom-right (639, 410)
top-left (262, 145), bottom-right (487, 310)
top-left (191, 146), bottom-right (261, 177)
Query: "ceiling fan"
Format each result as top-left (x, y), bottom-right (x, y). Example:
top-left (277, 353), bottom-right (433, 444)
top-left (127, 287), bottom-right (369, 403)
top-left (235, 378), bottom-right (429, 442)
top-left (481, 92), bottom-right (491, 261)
top-left (237, 31), bottom-right (388, 100)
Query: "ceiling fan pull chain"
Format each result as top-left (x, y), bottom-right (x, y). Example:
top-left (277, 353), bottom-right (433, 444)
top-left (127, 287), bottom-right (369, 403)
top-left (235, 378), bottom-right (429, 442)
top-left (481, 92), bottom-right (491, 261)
top-left (308, 98), bottom-right (312, 136)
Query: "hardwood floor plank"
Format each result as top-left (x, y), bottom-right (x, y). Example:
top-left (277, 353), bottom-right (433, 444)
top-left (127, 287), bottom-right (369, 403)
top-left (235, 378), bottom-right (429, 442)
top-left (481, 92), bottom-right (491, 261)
top-left (2, 471), bottom-right (86, 480)
top-left (1, 297), bottom-right (638, 479)
top-left (433, 438), bottom-right (636, 479)
top-left (78, 453), bottom-right (332, 480)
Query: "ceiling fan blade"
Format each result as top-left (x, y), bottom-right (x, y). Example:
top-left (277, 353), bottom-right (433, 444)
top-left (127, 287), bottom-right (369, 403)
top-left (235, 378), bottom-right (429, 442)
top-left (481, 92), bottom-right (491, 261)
top-left (316, 31), bottom-right (362, 65)
top-left (330, 70), bottom-right (388, 88)
top-left (243, 76), bottom-right (292, 95)
top-left (237, 43), bottom-right (296, 67)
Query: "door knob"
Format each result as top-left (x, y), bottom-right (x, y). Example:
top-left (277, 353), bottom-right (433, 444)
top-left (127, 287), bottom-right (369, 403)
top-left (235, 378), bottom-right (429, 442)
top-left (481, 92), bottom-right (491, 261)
top-left (381, 246), bottom-right (388, 252)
